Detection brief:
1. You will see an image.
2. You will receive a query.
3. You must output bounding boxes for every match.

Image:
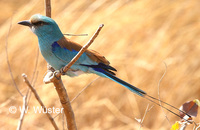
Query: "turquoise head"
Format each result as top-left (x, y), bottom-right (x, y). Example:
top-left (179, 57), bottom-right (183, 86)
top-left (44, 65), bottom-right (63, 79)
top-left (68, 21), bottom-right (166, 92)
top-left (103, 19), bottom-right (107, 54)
top-left (18, 14), bottom-right (63, 43)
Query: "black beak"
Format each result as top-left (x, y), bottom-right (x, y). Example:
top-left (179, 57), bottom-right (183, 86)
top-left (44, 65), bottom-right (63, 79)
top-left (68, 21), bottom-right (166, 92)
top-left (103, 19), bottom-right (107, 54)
top-left (18, 20), bottom-right (32, 27)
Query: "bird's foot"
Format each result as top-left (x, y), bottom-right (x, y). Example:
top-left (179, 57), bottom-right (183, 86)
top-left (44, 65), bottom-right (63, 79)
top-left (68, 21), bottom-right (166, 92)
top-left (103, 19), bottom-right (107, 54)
top-left (59, 67), bottom-right (66, 75)
top-left (54, 70), bottom-right (62, 79)
top-left (43, 67), bottom-right (66, 84)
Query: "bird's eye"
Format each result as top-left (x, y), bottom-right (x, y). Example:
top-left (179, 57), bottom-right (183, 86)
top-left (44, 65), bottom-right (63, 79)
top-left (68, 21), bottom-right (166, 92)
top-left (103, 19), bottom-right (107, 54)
top-left (33, 21), bottom-right (46, 26)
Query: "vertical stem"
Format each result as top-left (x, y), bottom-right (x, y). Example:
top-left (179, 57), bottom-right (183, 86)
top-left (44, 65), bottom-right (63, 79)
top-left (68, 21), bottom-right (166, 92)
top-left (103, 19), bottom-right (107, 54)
top-left (45, 0), bottom-right (51, 17)
top-left (53, 78), bottom-right (77, 130)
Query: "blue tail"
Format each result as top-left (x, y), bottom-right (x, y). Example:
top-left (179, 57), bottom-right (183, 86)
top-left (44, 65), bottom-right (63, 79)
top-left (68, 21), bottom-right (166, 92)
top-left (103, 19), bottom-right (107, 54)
top-left (98, 69), bottom-right (146, 96)
top-left (81, 63), bottom-right (146, 96)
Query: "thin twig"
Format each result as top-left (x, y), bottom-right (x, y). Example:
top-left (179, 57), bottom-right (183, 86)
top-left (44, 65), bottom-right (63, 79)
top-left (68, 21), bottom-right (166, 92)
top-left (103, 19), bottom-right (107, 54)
top-left (139, 104), bottom-right (149, 129)
top-left (139, 104), bottom-right (154, 129)
top-left (5, 17), bottom-right (23, 97)
top-left (27, 71), bottom-right (39, 104)
top-left (22, 73), bottom-right (59, 130)
top-left (55, 24), bottom-right (104, 78)
top-left (17, 88), bottom-right (30, 130)
top-left (158, 62), bottom-right (170, 125)
top-left (18, 71), bottom-right (39, 129)
top-left (17, 96), bottom-right (28, 130)
top-left (63, 33), bottom-right (88, 36)
top-left (45, 0), bottom-right (51, 17)
top-left (71, 77), bottom-right (100, 103)
top-left (24, 48), bottom-right (39, 115)
top-left (31, 48), bottom-right (39, 83)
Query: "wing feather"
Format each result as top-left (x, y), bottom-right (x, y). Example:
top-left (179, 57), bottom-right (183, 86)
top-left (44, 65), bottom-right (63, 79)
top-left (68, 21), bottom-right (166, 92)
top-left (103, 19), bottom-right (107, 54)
top-left (57, 36), bottom-right (110, 65)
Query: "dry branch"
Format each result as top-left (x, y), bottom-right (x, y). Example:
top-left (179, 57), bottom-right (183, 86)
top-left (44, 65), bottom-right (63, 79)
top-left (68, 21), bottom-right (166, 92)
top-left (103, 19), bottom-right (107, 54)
top-left (53, 79), bottom-right (76, 130)
top-left (22, 74), bottom-right (59, 130)
top-left (157, 62), bottom-right (170, 124)
top-left (45, 0), bottom-right (51, 17)
top-left (17, 61), bottom-right (38, 130)
top-left (139, 104), bottom-right (154, 129)
top-left (17, 96), bottom-right (27, 130)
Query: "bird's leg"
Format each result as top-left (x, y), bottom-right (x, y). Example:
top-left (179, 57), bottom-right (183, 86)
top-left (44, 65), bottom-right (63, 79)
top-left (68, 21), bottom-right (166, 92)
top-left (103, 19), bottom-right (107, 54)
top-left (47, 64), bottom-right (56, 72)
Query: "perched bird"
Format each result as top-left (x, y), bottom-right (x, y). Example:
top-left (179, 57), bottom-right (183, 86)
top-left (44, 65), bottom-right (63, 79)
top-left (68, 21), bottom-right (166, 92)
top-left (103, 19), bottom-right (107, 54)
top-left (18, 14), bottom-right (192, 123)
top-left (18, 14), bottom-right (146, 96)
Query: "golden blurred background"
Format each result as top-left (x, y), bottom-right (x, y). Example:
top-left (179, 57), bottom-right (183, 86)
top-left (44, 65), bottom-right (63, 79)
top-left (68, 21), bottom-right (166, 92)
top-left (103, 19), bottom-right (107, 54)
top-left (0, 0), bottom-right (200, 129)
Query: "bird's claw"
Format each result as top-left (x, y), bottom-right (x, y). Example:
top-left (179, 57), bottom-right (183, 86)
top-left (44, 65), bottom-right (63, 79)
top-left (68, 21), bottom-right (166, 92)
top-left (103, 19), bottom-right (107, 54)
top-left (59, 67), bottom-right (66, 75)
top-left (54, 70), bottom-right (61, 80)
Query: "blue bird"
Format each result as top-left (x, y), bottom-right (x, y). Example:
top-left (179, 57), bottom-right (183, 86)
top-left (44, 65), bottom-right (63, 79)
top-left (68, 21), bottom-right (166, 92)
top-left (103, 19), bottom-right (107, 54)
top-left (18, 14), bottom-right (146, 96)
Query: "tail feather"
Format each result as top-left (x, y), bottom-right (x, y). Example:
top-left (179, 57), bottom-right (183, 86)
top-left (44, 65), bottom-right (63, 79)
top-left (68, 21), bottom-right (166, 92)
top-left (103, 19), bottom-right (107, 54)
top-left (81, 63), bottom-right (146, 96)
top-left (95, 68), bottom-right (146, 96)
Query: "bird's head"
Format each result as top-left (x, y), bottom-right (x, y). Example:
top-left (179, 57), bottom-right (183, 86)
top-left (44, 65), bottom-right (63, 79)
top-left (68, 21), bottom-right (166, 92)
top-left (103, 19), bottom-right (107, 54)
top-left (18, 14), bottom-right (63, 42)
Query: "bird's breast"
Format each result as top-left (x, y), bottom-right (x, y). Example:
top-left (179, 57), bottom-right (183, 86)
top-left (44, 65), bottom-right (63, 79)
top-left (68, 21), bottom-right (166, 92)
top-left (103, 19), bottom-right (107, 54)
top-left (38, 41), bottom-right (66, 70)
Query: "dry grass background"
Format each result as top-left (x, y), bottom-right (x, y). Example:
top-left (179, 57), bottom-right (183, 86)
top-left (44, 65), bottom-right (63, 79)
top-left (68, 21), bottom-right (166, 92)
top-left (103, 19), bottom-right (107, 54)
top-left (0, 0), bottom-right (200, 129)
